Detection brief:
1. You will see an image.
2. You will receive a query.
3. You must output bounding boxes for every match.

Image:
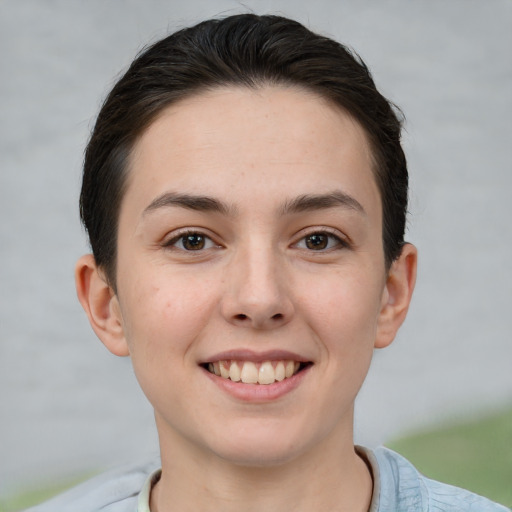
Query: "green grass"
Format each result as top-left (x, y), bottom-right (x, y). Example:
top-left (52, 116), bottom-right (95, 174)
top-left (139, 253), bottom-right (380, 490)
top-left (0, 472), bottom-right (96, 512)
top-left (388, 408), bottom-right (512, 507)
top-left (2, 409), bottom-right (511, 510)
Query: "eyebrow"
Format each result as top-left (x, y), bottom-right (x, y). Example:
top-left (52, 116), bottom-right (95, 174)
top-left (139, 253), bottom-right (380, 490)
top-left (143, 192), bottom-right (235, 216)
top-left (142, 190), bottom-right (365, 218)
top-left (279, 191), bottom-right (366, 216)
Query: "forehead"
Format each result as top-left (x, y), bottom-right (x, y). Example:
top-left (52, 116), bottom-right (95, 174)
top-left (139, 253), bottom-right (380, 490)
top-left (125, 86), bottom-right (379, 218)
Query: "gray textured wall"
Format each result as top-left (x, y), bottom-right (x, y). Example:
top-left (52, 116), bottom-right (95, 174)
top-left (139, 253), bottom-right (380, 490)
top-left (1, 0), bottom-right (511, 497)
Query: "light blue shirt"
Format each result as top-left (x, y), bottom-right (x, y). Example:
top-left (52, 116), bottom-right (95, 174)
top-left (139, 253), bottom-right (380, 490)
top-left (25, 447), bottom-right (510, 511)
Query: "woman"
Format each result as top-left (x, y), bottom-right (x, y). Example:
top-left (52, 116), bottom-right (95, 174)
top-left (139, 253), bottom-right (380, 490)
top-left (29, 13), bottom-right (508, 512)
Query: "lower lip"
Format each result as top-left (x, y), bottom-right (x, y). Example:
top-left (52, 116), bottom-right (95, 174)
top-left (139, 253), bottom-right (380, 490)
top-left (202, 365), bottom-right (312, 402)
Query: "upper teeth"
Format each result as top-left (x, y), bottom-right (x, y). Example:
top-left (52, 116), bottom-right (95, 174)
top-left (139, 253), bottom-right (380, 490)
top-left (207, 360), bottom-right (301, 385)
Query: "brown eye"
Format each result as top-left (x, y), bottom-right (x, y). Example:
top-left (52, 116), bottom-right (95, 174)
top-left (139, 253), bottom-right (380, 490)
top-left (167, 232), bottom-right (216, 251)
top-left (182, 234), bottom-right (205, 250)
top-left (296, 232), bottom-right (345, 251)
top-left (305, 234), bottom-right (329, 250)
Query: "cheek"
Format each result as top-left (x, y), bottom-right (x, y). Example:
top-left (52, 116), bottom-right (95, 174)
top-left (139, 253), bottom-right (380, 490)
top-left (298, 267), bottom-right (384, 348)
top-left (119, 275), bottom-right (220, 410)
top-left (120, 271), bottom-right (219, 360)
top-left (304, 266), bottom-right (383, 315)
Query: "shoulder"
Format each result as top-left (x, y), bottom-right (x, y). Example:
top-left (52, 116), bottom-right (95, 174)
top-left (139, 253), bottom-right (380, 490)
top-left (23, 458), bottom-right (160, 512)
top-left (369, 446), bottom-right (510, 512)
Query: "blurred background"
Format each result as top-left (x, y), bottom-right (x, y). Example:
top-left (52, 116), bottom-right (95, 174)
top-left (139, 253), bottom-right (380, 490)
top-left (1, 0), bottom-right (511, 507)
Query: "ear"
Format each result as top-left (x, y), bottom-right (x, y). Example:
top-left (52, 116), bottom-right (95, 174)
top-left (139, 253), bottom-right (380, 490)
top-left (75, 254), bottom-right (130, 357)
top-left (374, 243), bottom-right (417, 349)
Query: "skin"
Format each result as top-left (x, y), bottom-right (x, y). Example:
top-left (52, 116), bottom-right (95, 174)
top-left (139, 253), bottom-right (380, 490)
top-left (76, 86), bottom-right (417, 511)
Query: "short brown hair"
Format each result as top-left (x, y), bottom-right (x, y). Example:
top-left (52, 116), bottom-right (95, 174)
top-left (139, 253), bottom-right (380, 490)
top-left (80, 14), bottom-right (408, 287)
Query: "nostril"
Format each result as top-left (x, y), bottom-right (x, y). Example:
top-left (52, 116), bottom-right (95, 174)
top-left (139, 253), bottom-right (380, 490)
top-left (231, 312), bottom-right (287, 325)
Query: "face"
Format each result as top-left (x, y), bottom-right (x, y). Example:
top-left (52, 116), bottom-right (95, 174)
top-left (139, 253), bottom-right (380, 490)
top-left (102, 87), bottom-right (404, 466)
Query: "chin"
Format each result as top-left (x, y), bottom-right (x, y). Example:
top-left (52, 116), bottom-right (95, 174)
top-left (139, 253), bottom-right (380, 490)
top-left (206, 422), bottom-right (313, 468)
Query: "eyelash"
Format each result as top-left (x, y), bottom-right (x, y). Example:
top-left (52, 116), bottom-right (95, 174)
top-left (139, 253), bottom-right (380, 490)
top-left (163, 230), bottom-right (219, 252)
top-left (294, 229), bottom-right (349, 252)
top-left (163, 228), bottom-right (348, 253)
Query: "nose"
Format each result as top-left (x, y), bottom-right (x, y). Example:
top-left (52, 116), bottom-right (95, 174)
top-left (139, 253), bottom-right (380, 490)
top-left (220, 245), bottom-right (294, 330)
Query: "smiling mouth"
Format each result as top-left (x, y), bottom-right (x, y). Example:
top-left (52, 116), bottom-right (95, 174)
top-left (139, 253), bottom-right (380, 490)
top-left (203, 360), bottom-right (311, 385)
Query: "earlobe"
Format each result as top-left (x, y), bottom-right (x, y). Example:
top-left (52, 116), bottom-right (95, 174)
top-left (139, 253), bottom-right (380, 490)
top-left (375, 243), bottom-right (417, 349)
top-left (75, 254), bottom-right (130, 357)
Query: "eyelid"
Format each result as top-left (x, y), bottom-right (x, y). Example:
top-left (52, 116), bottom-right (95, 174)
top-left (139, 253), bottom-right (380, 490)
top-left (292, 227), bottom-right (350, 250)
top-left (162, 228), bottom-right (222, 250)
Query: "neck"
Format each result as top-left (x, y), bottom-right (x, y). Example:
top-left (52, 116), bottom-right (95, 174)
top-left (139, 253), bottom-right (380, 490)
top-left (150, 417), bottom-right (373, 512)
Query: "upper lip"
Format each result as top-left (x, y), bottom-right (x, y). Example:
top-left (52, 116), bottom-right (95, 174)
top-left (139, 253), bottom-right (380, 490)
top-left (200, 349), bottom-right (311, 364)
